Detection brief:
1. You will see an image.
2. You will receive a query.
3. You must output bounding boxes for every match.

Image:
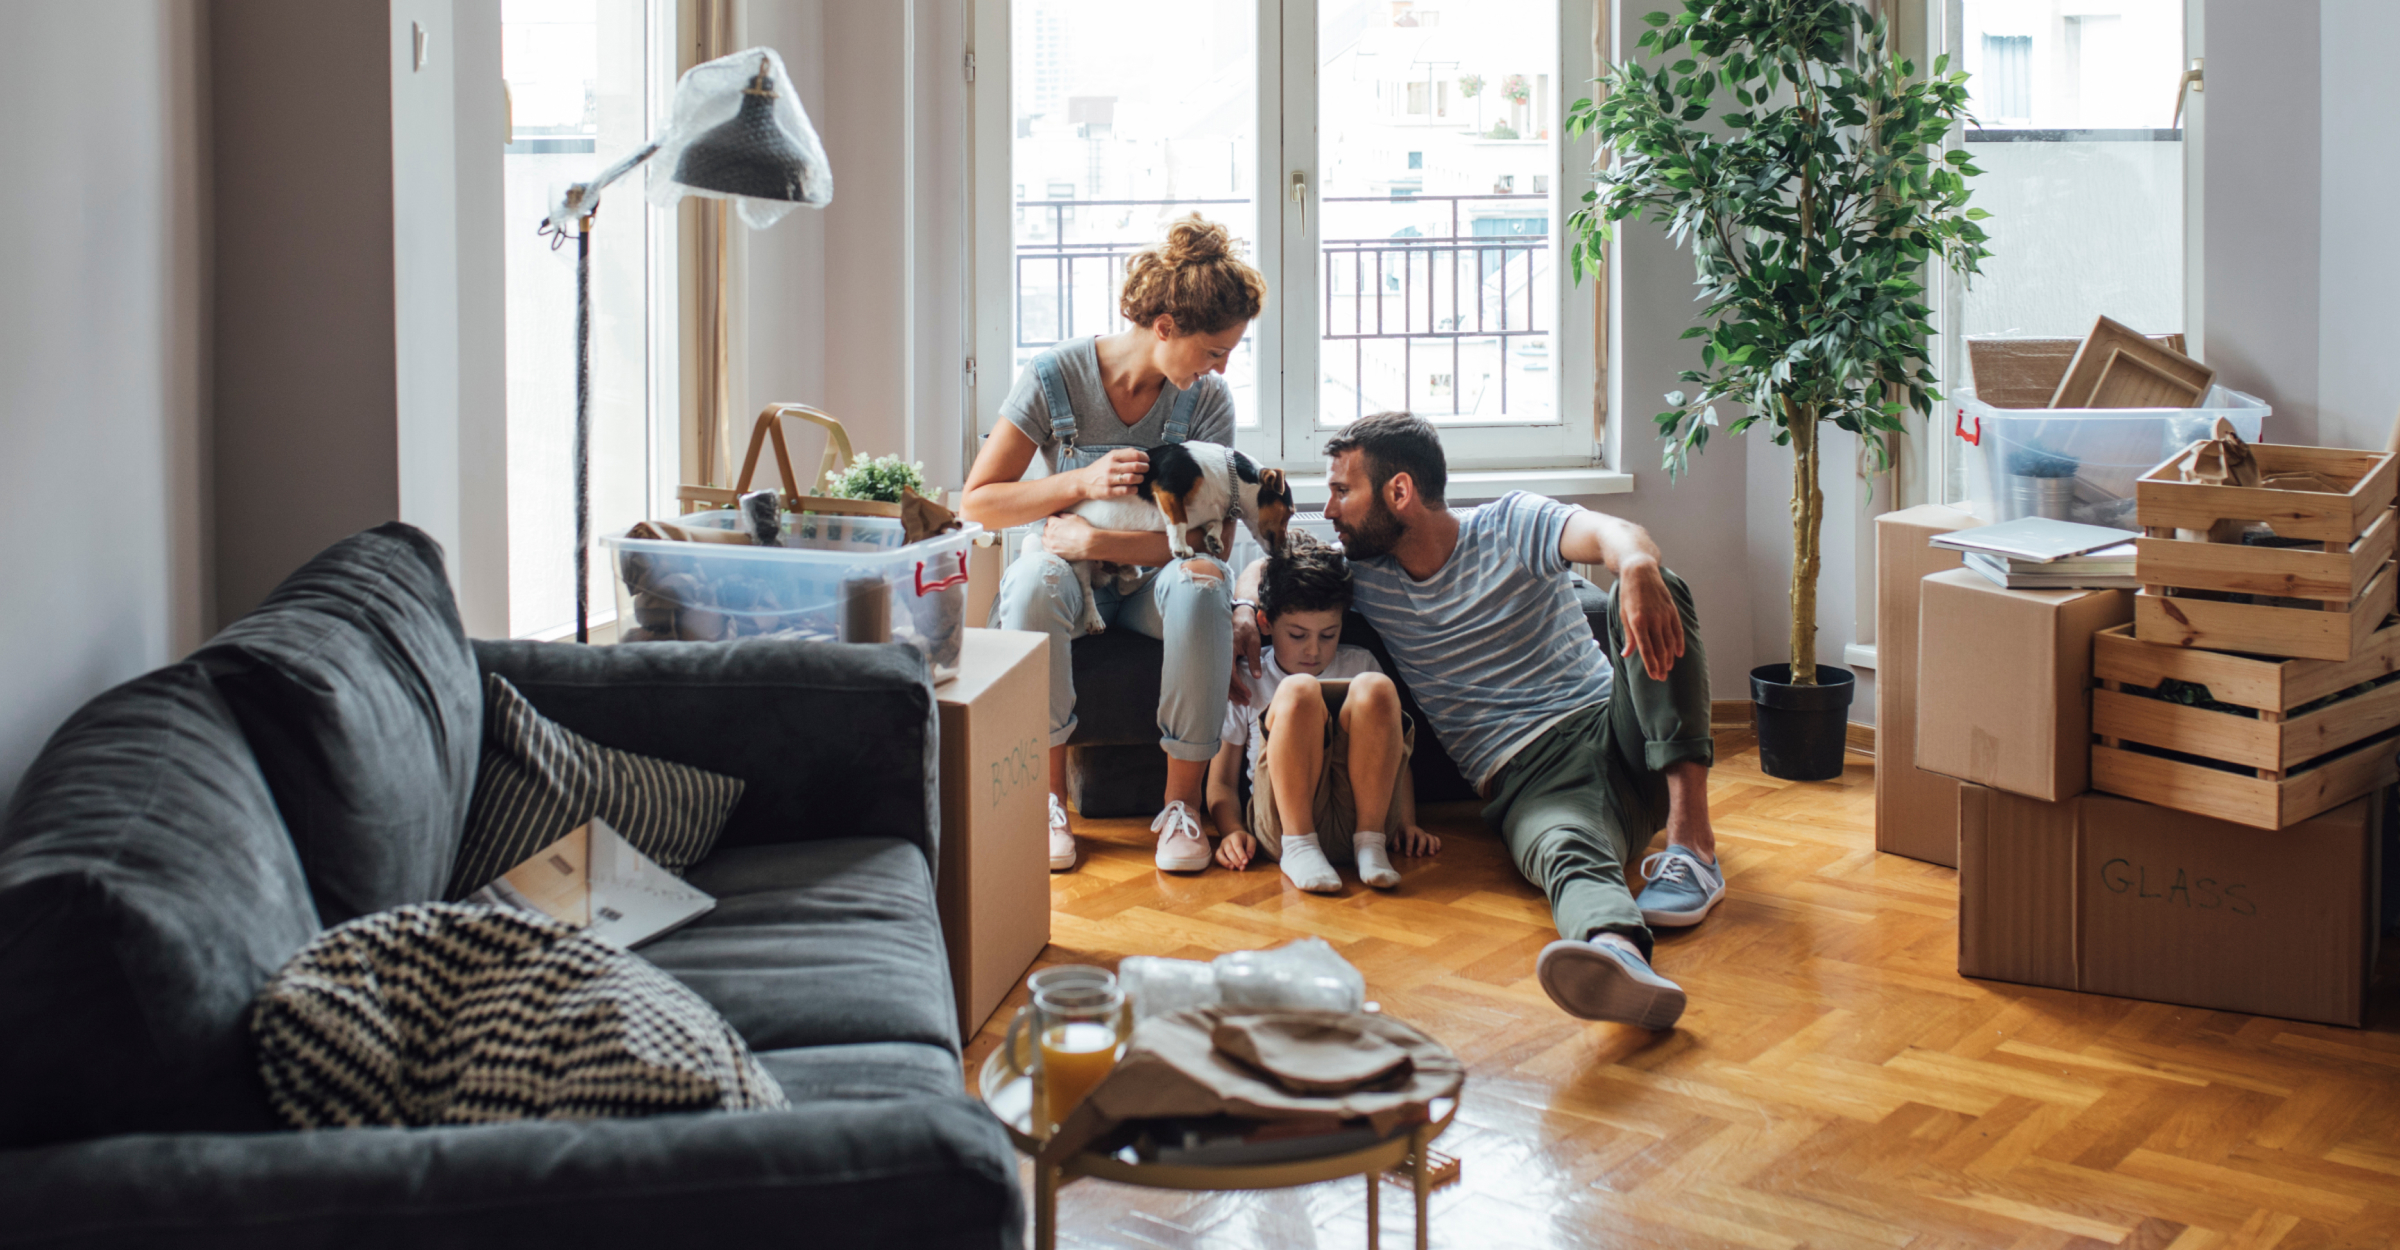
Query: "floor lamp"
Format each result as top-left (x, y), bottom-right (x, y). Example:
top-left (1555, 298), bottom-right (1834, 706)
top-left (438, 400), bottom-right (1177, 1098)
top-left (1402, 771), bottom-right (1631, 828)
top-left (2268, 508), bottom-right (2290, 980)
top-left (541, 49), bottom-right (832, 642)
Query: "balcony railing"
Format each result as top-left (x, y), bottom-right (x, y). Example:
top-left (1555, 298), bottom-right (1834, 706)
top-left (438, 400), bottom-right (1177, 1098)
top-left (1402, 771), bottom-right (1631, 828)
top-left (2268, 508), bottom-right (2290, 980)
top-left (1014, 193), bottom-right (1552, 419)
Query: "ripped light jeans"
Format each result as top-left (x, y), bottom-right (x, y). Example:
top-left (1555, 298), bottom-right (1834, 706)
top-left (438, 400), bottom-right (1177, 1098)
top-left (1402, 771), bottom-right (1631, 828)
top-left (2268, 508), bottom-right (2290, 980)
top-left (989, 547), bottom-right (1233, 762)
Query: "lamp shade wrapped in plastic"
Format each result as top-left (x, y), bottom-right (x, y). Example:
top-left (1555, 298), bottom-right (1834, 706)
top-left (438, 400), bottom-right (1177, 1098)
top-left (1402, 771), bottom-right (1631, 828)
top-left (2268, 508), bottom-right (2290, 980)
top-left (647, 47), bottom-right (831, 228)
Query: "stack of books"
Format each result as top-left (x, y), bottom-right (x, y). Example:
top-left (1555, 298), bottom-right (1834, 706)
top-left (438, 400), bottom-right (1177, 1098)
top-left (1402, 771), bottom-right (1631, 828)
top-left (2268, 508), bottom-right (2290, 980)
top-left (1930, 517), bottom-right (2140, 590)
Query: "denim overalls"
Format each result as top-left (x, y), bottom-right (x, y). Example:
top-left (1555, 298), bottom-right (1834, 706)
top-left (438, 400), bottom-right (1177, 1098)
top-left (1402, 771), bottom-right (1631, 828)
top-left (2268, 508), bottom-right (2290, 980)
top-left (993, 343), bottom-right (1234, 760)
top-left (1032, 346), bottom-right (1199, 473)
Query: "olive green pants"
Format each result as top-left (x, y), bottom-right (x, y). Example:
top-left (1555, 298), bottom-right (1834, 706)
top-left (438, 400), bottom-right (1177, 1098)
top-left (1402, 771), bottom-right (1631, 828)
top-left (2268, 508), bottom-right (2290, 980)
top-left (1480, 569), bottom-right (1714, 958)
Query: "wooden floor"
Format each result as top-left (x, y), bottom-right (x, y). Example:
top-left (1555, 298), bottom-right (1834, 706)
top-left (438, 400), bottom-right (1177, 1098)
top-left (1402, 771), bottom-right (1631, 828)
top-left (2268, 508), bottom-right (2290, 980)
top-left (963, 733), bottom-right (2400, 1250)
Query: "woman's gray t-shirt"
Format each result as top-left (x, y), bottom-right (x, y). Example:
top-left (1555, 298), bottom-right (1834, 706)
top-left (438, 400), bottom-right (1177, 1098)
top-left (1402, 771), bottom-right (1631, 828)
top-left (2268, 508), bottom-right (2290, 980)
top-left (999, 337), bottom-right (1235, 475)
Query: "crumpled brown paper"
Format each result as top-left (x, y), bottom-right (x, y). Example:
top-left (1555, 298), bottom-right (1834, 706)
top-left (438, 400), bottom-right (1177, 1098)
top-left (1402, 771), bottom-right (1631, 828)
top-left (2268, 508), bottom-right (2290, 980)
top-left (1041, 1008), bottom-right (1464, 1164)
top-left (1212, 1013), bottom-right (1415, 1095)
top-left (2177, 417), bottom-right (2260, 488)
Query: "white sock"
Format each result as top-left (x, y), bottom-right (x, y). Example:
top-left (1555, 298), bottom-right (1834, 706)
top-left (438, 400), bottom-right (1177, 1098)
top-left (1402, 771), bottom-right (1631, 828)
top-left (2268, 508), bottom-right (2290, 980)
top-left (1352, 830), bottom-right (1400, 889)
top-left (1277, 833), bottom-right (1341, 893)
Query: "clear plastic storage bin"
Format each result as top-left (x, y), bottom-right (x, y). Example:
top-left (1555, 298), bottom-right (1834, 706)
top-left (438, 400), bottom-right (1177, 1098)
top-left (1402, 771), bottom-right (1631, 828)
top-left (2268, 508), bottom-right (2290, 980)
top-left (605, 511), bottom-right (982, 681)
top-left (1957, 385), bottom-right (2269, 530)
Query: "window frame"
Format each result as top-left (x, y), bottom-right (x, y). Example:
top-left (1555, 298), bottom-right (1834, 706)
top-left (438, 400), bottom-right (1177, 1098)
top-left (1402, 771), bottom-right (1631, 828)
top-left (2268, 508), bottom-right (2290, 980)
top-left (499, 0), bottom-right (682, 641)
top-left (1920, 0), bottom-right (2203, 511)
top-left (967, 0), bottom-right (1608, 479)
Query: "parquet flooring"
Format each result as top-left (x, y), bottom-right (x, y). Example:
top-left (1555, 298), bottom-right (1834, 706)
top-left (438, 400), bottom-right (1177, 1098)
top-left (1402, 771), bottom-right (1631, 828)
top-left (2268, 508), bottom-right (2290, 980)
top-left (963, 732), bottom-right (2400, 1249)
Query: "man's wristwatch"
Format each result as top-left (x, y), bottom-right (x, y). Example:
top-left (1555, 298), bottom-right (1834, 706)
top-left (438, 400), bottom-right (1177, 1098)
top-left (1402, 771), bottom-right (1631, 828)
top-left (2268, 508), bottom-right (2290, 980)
top-left (1232, 598), bottom-right (1261, 618)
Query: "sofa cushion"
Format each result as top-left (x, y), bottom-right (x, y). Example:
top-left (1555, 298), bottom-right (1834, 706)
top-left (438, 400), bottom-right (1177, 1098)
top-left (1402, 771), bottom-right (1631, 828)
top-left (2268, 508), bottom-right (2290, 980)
top-left (644, 839), bottom-right (958, 1053)
top-left (0, 663), bottom-right (316, 1149)
top-left (471, 639), bottom-right (939, 869)
top-left (253, 903), bottom-right (788, 1128)
top-left (446, 674), bottom-right (745, 898)
top-left (192, 523), bottom-right (482, 925)
top-left (756, 1041), bottom-right (961, 1103)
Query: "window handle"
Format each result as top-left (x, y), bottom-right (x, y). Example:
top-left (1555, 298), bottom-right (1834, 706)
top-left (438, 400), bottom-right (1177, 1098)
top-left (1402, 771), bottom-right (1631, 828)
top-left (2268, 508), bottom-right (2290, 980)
top-left (1290, 170), bottom-right (1307, 234)
top-left (2172, 58), bottom-right (2203, 128)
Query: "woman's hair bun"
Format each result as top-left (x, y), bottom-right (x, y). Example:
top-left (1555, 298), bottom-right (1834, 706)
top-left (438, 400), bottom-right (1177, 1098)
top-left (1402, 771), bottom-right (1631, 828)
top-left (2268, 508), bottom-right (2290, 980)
top-left (1119, 213), bottom-right (1267, 335)
top-left (1162, 216), bottom-right (1234, 266)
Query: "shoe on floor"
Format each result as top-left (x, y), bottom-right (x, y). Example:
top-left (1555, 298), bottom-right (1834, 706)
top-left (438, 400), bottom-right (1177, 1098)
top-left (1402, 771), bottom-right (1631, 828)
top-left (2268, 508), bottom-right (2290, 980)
top-left (1635, 845), bottom-right (1725, 928)
top-left (1535, 938), bottom-right (1687, 1030)
top-left (1048, 794), bottom-right (1078, 872)
top-left (1151, 800), bottom-right (1211, 872)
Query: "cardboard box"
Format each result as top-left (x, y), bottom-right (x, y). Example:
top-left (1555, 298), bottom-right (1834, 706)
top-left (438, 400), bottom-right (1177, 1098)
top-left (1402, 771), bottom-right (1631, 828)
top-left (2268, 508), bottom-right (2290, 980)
top-left (963, 530), bottom-right (1006, 630)
top-left (1874, 505), bottom-right (1984, 866)
top-left (1958, 785), bottom-right (2379, 1026)
top-left (1917, 569), bottom-right (2131, 801)
top-left (935, 628), bottom-right (1052, 1037)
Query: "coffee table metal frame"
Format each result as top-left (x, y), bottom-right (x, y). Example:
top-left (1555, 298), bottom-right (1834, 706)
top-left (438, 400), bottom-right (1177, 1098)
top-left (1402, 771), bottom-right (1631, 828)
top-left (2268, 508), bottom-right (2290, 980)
top-left (977, 1046), bottom-right (1455, 1250)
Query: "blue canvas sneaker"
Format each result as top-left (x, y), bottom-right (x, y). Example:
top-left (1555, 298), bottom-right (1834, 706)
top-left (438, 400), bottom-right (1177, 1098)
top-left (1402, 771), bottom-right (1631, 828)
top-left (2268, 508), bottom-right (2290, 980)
top-left (1535, 938), bottom-right (1687, 1029)
top-left (1635, 845), bottom-right (1726, 928)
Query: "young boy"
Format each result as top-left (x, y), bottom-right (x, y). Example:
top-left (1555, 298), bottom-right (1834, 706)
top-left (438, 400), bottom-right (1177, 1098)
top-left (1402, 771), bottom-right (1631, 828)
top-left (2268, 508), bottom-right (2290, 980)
top-left (1206, 541), bottom-right (1440, 892)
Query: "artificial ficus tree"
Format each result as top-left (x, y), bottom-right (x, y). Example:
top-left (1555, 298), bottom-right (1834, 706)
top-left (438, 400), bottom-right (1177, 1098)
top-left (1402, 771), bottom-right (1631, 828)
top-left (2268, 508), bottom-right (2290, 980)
top-left (1565, 0), bottom-right (1990, 685)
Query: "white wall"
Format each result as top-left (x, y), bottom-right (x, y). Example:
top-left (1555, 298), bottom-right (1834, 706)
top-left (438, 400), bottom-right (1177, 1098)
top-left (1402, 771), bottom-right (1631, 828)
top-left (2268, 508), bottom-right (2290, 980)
top-left (2200, 0), bottom-right (2321, 447)
top-left (739, 0), bottom-right (969, 490)
top-left (0, 0), bottom-right (211, 803)
top-left (739, 0), bottom-right (830, 463)
top-left (2317, 0), bottom-right (2400, 456)
top-left (211, 1), bottom-right (402, 623)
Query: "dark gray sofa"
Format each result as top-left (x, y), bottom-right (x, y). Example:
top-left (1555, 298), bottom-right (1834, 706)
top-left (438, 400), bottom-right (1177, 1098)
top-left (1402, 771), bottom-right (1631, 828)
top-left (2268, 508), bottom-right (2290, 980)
top-left (0, 524), bottom-right (1021, 1249)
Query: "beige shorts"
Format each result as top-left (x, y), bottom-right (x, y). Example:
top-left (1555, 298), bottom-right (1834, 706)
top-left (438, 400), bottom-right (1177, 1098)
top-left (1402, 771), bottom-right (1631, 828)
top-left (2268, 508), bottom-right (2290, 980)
top-left (1247, 684), bottom-right (1414, 866)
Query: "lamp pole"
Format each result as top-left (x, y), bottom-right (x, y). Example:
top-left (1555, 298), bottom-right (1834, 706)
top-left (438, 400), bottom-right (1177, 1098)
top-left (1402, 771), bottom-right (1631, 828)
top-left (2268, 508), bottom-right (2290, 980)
top-left (546, 141), bottom-right (659, 643)
top-left (572, 216), bottom-right (592, 643)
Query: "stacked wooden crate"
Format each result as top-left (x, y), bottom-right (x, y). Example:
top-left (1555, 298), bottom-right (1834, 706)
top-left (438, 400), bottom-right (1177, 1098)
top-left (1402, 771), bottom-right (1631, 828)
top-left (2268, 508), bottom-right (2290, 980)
top-left (2091, 441), bottom-right (2400, 827)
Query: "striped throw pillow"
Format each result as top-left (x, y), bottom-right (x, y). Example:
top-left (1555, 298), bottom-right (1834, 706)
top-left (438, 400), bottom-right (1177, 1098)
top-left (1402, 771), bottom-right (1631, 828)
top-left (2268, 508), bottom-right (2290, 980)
top-left (252, 902), bottom-right (788, 1127)
top-left (446, 673), bottom-right (744, 899)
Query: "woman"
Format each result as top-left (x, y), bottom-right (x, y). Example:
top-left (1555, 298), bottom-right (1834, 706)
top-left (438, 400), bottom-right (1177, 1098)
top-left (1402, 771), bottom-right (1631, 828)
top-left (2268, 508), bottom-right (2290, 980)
top-left (961, 215), bottom-right (1266, 875)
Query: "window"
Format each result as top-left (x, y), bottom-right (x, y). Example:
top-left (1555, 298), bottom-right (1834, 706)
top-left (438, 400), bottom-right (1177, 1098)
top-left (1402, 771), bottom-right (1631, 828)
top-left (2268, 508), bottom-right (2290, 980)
top-left (976, 0), bottom-right (1596, 472)
top-left (501, 0), bottom-right (676, 638)
top-left (1931, 0), bottom-right (2190, 505)
top-left (1979, 34), bottom-right (2031, 122)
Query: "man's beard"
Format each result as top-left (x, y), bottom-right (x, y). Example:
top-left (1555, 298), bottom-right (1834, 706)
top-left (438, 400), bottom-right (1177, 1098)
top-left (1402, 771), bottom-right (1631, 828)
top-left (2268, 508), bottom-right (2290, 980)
top-left (1333, 492), bottom-right (1404, 560)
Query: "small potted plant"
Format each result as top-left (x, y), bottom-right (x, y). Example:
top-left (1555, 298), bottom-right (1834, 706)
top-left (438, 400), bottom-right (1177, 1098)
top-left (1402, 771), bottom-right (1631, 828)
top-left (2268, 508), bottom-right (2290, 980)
top-left (1566, 0), bottom-right (1990, 780)
top-left (824, 454), bottom-right (941, 507)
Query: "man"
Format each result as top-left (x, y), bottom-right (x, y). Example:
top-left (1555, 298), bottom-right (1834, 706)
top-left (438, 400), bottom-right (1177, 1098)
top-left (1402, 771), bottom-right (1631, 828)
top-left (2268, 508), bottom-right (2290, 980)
top-left (1233, 412), bottom-right (1723, 1029)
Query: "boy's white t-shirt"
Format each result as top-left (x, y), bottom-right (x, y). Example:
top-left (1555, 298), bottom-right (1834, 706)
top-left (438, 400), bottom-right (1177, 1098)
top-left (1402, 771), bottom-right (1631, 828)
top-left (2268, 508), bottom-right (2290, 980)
top-left (1221, 643), bottom-right (1387, 785)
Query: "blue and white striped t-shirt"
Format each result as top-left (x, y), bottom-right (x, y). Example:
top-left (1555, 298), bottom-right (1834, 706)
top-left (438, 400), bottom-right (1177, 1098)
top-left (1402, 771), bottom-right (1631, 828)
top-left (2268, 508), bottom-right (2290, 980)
top-left (1347, 492), bottom-right (1611, 791)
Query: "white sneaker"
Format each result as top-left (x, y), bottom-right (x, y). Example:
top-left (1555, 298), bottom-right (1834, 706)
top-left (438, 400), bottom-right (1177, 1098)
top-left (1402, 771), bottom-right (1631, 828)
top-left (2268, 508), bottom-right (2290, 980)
top-left (1048, 794), bottom-right (1078, 872)
top-left (1150, 800), bottom-right (1211, 872)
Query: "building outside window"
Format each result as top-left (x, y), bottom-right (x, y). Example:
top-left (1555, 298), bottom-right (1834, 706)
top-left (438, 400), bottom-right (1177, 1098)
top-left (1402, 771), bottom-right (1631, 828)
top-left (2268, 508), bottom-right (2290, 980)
top-left (988, 0), bottom-right (1593, 471)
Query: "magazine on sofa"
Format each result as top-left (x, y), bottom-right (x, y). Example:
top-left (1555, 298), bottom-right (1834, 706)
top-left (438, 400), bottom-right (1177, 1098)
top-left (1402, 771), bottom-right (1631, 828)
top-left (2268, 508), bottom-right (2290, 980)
top-left (467, 818), bottom-right (714, 948)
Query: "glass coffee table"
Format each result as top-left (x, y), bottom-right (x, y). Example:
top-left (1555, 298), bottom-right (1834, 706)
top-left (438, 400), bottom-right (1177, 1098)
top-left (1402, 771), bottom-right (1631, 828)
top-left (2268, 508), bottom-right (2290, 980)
top-left (976, 1046), bottom-right (1456, 1250)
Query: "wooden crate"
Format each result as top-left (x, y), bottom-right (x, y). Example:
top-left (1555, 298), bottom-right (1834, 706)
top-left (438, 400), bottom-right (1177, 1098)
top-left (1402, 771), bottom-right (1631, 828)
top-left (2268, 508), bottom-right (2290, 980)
top-left (2135, 442), bottom-right (2396, 546)
top-left (2134, 444), bottom-right (2398, 660)
top-left (2137, 507), bottom-right (2394, 604)
top-left (2133, 561), bottom-right (2396, 661)
top-left (2090, 621), bottom-right (2400, 828)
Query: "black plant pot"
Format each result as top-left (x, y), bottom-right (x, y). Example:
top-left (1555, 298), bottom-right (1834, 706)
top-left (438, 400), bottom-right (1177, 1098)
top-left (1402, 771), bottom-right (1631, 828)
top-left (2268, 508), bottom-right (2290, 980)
top-left (1749, 663), bottom-right (1857, 782)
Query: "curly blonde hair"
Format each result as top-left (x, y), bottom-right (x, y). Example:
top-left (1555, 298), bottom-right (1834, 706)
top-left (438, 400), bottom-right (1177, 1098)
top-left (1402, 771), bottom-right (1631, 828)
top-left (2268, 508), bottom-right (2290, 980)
top-left (1118, 214), bottom-right (1267, 336)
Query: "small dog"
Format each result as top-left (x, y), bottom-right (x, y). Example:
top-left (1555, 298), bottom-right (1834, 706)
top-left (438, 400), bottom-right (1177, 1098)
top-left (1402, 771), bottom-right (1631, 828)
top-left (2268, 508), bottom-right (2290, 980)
top-left (1048, 441), bottom-right (1296, 636)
